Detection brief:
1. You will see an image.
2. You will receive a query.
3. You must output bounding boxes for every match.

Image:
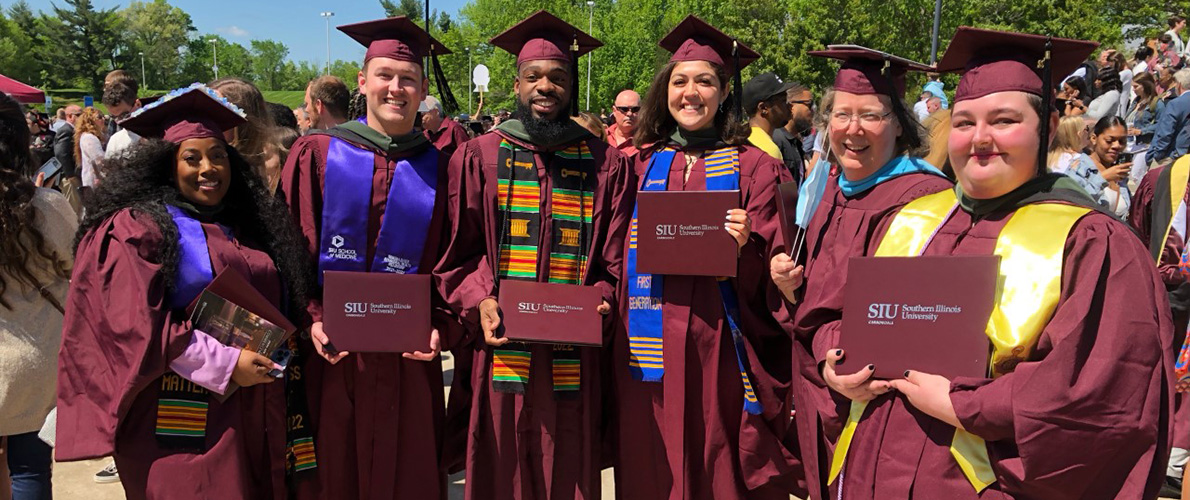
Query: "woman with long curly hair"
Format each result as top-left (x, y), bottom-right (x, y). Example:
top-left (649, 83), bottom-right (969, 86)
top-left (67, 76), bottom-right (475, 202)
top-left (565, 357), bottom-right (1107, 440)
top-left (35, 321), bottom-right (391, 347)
top-left (208, 78), bottom-right (285, 192)
top-left (614, 16), bottom-right (803, 500)
top-left (73, 106), bottom-right (107, 188)
top-left (0, 92), bottom-right (75, 500)
top-left (54, 85), bottom-right (317, 500)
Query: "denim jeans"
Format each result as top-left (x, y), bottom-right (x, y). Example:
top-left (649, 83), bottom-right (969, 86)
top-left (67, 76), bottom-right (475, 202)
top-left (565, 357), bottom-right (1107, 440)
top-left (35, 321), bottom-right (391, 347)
top-left (6, 432), bottom-right (51, 500)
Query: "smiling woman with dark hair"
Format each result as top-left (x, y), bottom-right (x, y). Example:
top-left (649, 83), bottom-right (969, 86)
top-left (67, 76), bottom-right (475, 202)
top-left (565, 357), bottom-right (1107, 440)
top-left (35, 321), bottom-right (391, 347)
top-left (55, 85), bottom-right (316, 500)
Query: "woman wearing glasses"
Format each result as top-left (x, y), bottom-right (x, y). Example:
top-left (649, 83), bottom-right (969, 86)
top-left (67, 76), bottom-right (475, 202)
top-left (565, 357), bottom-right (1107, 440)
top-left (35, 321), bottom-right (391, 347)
top-left (613, 16), bottom-right (800, 500)
top-left (767, 46), bottom-right (951, 500)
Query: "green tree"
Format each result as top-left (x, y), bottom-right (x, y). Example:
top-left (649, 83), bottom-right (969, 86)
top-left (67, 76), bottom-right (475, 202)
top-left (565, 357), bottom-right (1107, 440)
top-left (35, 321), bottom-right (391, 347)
top-left (250, 39), bottom-right (289, 90)
top-left (120, 0), bottom-right (194, 91)
top-left (0, 9), bottom-right (38, 83)
top-left (39, 0), bottom-right (126, 93)
top-left (176, 35), bottom-right (253, 87)
top-left (380, 0), bottom-right (422, 20)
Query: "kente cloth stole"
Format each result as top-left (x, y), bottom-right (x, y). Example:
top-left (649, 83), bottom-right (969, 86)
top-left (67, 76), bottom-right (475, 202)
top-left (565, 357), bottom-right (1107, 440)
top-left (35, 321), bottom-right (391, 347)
top-left (491, 139), bottom-right (594, 395)
top-left (625, 146), bottom-right (762, 415)
top-left (318, 137), bottom-right (439, 282)
top-left (826, 189), bottom-right (1090, 493)
top-left (158, 206), bottom-right (318, 475)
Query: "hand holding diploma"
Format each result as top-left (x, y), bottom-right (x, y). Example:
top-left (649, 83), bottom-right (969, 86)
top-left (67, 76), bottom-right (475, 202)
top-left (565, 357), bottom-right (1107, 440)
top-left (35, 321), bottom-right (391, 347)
top-left (724, 208), bottom-right (752, 250)
top-left (887, 370), bottom-right (964, 430)
top-left (480, 297), bottom-right (508, 347)
top-left (403, 329), bottom-right (442, 361)
top-left (311, 321), bottom-right (350, 364)
top-left (821, 349), bottom-right (892, 402)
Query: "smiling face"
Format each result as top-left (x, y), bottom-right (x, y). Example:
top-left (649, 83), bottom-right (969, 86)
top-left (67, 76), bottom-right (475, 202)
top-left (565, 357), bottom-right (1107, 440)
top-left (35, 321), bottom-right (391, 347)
top-left (666, 60), bottom-right (725, 132)
top-left (358, 57), bottom-right (428, 136)
top-left (948, 91), bottom-right (1048, 199)
top-left (1092, 123), bottom-right (1127, 164)
top-left (827, 91), bottom-right (902, 180)
top-left (174, 137), bottom-right (232, 206)
top-left (514, 59), bottom-right (571, 121)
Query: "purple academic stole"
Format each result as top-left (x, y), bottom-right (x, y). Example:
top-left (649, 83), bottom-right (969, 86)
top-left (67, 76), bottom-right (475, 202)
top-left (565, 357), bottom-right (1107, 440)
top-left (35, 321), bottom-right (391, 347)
top-left (166, 204), bottom-right (216, 310)
top-left (318, 137), bottom-right (439, 282)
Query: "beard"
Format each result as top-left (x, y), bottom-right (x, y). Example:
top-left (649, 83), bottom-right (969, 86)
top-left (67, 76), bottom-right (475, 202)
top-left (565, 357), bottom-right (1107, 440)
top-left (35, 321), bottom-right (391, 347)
top-left (791, 115), bottom-right (813, 135)
top-left (513, 96), bottom-right (573, 145)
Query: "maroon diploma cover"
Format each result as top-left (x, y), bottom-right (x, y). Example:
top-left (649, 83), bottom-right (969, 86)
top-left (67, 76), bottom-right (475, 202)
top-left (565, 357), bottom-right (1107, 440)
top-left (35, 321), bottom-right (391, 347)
top-left (322, 271), bottom-right (432, 353)
top-left (838, 255), bottom-right (999, 379)
top-left (497, 280), bottom-right (602, 346)
top-left (635, 190), bottom-right (740, 277)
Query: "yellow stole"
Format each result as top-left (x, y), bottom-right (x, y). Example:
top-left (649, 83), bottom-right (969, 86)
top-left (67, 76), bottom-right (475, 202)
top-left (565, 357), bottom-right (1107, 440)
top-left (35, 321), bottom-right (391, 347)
top-left (1157, 156), bottom-right (1190, 264)
top-left (826, 189), bottom-right (1091, 492)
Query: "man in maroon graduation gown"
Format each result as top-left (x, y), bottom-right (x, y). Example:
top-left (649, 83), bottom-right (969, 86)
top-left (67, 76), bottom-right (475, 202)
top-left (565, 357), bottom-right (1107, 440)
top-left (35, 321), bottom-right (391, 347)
top-left (772, 47), bottom-right (951, 500)
top-left (421, 95), bottom-right (470, 158)
top-left (1131, 157), bottom-right (1190, 495)
top-left (277, 17), bottom-right (460, 500)
top-left (433, 10), bottom-right (634, 500)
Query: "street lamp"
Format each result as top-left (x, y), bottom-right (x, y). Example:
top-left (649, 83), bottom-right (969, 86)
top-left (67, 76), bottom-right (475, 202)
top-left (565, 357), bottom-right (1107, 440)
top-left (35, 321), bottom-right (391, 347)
top-left (586, 0), bottom-right (594, 112)
top-left (138, 51), bottom-right (145, 89)
top-left (208, 37), bottom-right (219, 80)
top-left (320, 12), bottom-right (335, 75)
top-left (466, 47), bottom-right (473, 115)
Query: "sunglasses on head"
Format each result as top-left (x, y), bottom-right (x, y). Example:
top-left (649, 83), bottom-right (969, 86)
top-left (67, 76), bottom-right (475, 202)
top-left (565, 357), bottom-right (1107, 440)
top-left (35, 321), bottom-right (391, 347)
top-left (615, 105), bottom-right (641, 114)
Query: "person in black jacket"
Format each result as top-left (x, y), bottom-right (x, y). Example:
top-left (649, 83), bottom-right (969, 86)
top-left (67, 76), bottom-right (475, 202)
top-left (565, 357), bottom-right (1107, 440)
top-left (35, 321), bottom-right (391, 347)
top-left (52, 104), bottom-right (82, 213)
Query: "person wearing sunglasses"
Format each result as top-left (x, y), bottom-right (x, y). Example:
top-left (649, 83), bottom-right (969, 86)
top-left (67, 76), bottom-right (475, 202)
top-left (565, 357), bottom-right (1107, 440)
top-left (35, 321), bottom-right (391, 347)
top-left (607, 89), bottom-right (642, 155)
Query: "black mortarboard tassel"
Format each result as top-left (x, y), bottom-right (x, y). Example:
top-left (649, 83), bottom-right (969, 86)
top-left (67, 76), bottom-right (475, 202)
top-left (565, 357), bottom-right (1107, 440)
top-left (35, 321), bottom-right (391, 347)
top-left (571, 34), bottom-right (581, 117)
top-left (429, 44), bottom-right (459, 114)
top-left (733, 40), bottom-right (743, 120)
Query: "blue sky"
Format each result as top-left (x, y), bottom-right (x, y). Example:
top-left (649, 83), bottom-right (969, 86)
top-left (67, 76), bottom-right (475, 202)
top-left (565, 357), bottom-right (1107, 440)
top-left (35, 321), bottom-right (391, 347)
top-left (17, 0), bottom-right (470, 63)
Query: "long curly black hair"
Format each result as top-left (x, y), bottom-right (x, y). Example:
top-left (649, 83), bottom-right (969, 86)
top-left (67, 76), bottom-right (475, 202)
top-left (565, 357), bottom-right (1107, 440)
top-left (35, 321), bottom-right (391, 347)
top-left (0, 92), bottom-right (71, 310)
top-left (76, 138), bottom-right (313, 322)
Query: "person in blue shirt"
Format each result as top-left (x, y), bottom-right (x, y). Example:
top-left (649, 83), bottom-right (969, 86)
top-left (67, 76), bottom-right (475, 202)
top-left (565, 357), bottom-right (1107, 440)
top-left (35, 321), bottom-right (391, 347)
top-left (1148, 68), bottom-right (1190, 164)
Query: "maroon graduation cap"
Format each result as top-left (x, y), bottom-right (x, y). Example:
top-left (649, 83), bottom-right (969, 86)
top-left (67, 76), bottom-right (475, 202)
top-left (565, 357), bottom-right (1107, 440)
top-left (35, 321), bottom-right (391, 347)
top-left (337, 16), bottom-right (460, 114)
top-left (120, 84), bottom-right (246, 144)
top-left (337, 16), bottom-right (450, 63)
top-left (490, 10), bottom-right (602, 116)
top-left (808, 45), bottom-right (932, 99)
top-left (935, 26), bottom-right (1098, 103)
top-left (935, 26), bottom-right (1097, 172)
top-left (659, 15), bottom-right (760, 70)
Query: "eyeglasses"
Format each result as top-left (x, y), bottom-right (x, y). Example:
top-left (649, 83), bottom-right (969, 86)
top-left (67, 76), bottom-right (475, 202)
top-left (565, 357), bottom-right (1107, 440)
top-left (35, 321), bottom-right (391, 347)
top-left (789, 99), bottom-right (813, 107)
top-left (615, 105), bottom-right (641, 114)
top-left (830, 110), bottom-right (892, 127)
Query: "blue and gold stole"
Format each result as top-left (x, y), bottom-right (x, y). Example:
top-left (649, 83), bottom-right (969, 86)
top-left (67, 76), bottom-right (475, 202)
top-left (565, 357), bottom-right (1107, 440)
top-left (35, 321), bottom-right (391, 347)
top-left (491, 139), bottom-right (595, 395)
top-left (625, 147), bottom-right (762, 415)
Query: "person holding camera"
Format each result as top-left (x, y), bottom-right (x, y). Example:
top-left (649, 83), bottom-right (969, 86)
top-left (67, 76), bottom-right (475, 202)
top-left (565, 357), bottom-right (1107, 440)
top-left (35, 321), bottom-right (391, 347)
top-left (1087, 115), bottom-right (1133, 218)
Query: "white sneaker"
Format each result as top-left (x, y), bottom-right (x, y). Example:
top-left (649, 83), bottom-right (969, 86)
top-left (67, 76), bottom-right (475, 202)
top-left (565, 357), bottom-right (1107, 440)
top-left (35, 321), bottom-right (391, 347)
top-left (94, 461), bottom-right (119, 483)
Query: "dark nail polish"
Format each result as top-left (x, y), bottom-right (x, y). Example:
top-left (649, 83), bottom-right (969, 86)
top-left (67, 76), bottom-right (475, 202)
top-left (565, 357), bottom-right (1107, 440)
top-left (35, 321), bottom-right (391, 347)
top-left (903, 370), bottom-right (910, 378)
top-left (834, 349), bottom-right (843, 357)
top-left (866, 364), bottom-right (875, 371)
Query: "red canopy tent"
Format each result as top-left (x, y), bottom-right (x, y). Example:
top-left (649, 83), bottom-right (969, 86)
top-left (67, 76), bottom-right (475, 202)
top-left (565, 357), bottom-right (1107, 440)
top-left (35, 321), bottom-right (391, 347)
top-left (0, 74), bottom-right (45, 104)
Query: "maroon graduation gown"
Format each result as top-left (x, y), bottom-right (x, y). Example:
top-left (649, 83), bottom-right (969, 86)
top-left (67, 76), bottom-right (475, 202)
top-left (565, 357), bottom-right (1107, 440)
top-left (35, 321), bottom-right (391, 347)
top-left (433, 130), bottom-right (634, 500)
top-left (789, 172), bottom-right (952, 500)
top-left (611, 145), bottom-right (803, 500)
top-left (819, 205), bottom-right (1173, 499)
top-left (278, 132), bottom-right (459, 500)
top-left (57, 208), bottom-right (290, 500)
top-left (426, 117), bottom-right (471, 160)
top-left (1131, 166), bottom-right (1190, 454)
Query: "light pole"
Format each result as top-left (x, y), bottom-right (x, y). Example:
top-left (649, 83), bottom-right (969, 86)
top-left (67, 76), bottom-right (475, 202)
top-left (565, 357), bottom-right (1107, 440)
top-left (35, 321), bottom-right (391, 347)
top-left (208, 38), bottom-right (219, 80)
top-left (467, 47), bottom-right (473, 115)
top-left (586, 0), bottom-right (594, 111)
top-left (138, 51), bottom-right (145, 89)
top-left (930, 0), bottom-right (942, 64)
top-left (320, 12), bottom-right (335, 75)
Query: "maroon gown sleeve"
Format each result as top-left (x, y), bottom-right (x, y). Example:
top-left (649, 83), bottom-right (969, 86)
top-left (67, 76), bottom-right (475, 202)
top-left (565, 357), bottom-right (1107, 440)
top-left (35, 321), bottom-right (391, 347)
top-left (433, 139), bottom-right (497, 330)
top-left (278, 134), bottom-right (326, 323)
top-left (1129, 166), bottom-right (1187, 289)
top-left (588, 146), bottom-right (635, 313)
top-left (948, 214), bottom-right (1173, 497)
top-left (56, 209), bottom-right (196, 461)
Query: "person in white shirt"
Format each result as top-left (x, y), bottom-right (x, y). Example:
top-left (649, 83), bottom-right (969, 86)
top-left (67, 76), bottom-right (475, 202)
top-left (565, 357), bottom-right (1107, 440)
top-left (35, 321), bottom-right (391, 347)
top-left (1168, 15), bottom-right (1187, 58)
top-left (101, 80), bottom-right (142, 161)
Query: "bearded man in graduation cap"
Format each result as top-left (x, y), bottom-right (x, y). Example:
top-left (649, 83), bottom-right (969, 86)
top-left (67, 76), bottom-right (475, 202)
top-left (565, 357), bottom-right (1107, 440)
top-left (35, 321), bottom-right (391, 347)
top-left (277, 16), bottom-right (463, 500)
top-left (432, 10), bottom-right (635, 500)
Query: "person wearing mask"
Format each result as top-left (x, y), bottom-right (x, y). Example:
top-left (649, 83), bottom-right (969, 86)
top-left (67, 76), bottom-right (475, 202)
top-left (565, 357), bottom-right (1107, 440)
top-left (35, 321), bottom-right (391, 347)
top-left (1086, 67), bottom-right (1123, 120)
top-left (773, 84), bottom-right (813, 181)
top-left (768, 45), bottom-right (951, 500)
top-left (73, 107), bottom-right (107, 189)
top-left (55, 85), bottom-right (316, 500)
top-left (614, 16), bottom-right (801, 500)
top-left (433, 11), bottom-right (633, 499)
top-left (0, 91), bottom-right (75, 500)
top-left (820, 27), bottom-right (1170, 499)
top-left (1150, 68), bottom-right (1190, 165)
top-left (606, 89), bottom-right (641, 156)
top-left (303, 75), bottom-right (350, 131)
top-left (102, 80), bottom-right (142, 161)
top-left (743, 72), bottom-right (795, 162)
top-left (278, 17), bottom-right (462, 499)
top-left (419, 95), bottom-right (469, 158)
top-left (209, 78), bottom-right (284, 192)
top-left (52, 104), bottom-right (82, 213)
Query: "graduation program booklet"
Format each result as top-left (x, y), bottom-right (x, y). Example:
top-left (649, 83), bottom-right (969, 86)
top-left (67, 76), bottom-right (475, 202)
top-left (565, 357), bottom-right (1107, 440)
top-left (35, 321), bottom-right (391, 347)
top-left (187, 268), bottom-right (298, 399)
